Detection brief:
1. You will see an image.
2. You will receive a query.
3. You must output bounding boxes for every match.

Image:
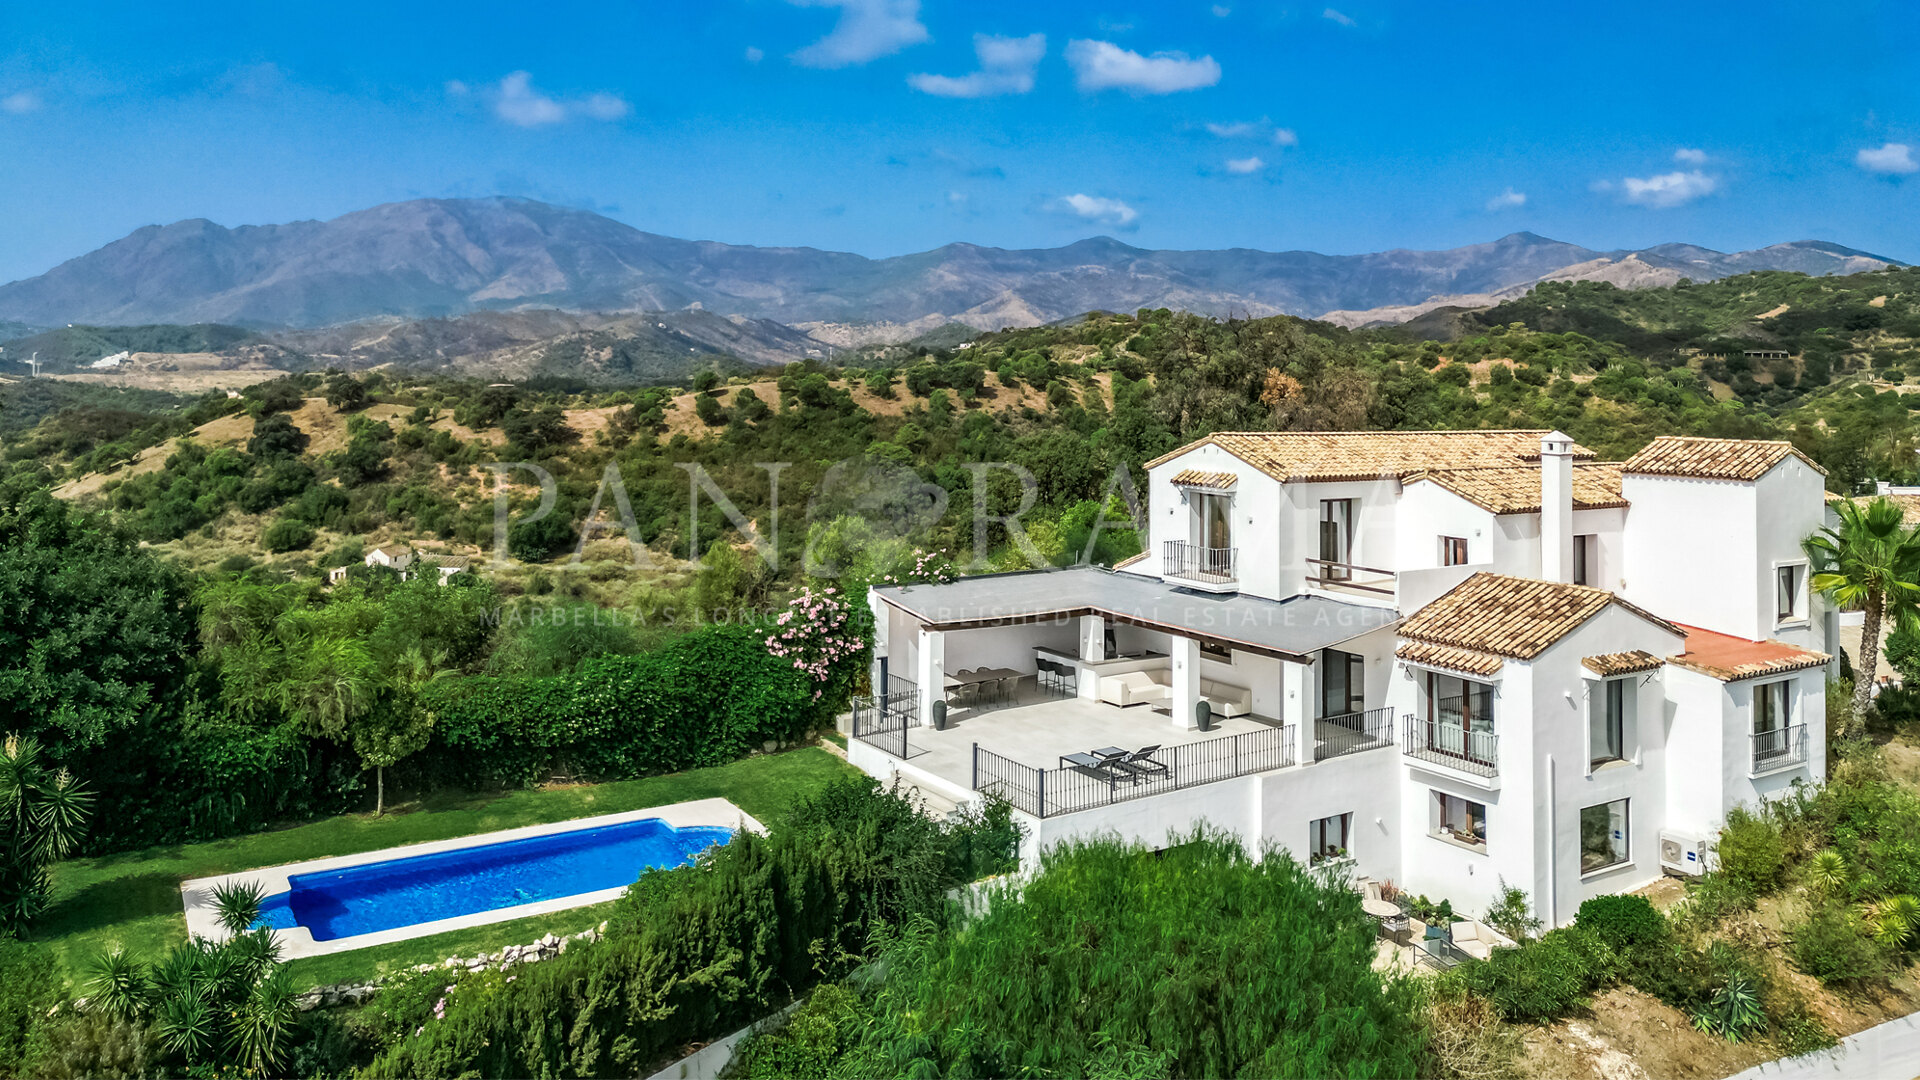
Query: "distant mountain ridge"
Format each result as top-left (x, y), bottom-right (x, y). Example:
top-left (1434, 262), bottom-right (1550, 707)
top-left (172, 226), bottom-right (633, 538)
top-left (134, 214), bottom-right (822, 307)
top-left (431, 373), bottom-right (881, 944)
top-left (0, 197), bottom-right (1898, 331)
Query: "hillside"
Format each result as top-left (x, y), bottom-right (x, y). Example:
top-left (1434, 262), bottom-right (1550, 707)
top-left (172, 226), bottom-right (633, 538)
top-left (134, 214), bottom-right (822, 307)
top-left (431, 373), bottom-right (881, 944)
top-left (0, 197), bottom-right (1896, 331)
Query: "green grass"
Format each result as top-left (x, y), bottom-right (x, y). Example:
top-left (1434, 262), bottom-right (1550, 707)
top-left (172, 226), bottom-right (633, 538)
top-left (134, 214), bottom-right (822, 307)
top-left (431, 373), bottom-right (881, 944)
top-left (36, 748), bottom-right (859, 989)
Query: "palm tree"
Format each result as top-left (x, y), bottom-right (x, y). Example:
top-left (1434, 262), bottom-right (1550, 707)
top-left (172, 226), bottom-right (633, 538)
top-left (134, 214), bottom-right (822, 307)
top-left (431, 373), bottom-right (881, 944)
top-left (1805, 496), bottom-right (1920, 731)
top-left (0, 734), bottom-right (93, 935)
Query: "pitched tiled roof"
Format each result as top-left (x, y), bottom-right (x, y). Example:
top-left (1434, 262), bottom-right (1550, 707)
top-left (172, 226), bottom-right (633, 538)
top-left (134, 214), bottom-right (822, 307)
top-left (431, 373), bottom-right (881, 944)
top-left (1582, 650), bottom-right (1665, 677)
top-left (1622, 437), bottom-right (1825, 481)
top-left (1170, 469), bottom-right (1237, 489)
top-left (1112, 550), bottom-right (1149, 570)
top-left (1830, 493), bottom-right (1920, 526)
top-left (1396, 640), bottom-right (1504, 677)
top-left (421, 553), bottom-right (472, 570)
top-left (1407, 463), bottom-right (1629, 515)
top-left (1667, 624), bottom-right (1831, 682)
top-left (1144, 430), bottom-right (1595, 484)
top-left (1399, 572), bottom-right (1684, 660)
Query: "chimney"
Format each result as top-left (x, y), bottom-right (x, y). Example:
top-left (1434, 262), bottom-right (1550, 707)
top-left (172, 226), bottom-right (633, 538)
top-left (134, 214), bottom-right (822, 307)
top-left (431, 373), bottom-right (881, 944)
top-left (1540, 431), bottom-right (1574, 583)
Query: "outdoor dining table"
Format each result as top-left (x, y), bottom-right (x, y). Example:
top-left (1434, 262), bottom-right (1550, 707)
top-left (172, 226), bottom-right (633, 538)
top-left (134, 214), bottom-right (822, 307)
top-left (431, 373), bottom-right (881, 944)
top-left (944, 667), bottom-right (1024, 708)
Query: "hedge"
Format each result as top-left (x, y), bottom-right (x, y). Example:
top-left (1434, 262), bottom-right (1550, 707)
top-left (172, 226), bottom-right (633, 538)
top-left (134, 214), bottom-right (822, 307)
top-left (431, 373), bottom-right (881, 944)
top-left (413, 621), bottom-right (862, 789)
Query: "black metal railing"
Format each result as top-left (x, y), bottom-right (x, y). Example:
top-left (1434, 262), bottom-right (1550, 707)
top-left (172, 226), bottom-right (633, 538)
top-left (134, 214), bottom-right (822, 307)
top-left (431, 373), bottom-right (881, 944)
top-left (971, 723), bottom-right (1295, 818)
top-left (1401, 713), bottom-right (1498, 777)
top-left (851, 687), bottom-right (921, 759)
top-left (1752, 723), bottom-right (1807, 772)
top-left (1316, 706), bottom-right (1395, 759)
top-left (1163, 540), bottom-right (1238, 585)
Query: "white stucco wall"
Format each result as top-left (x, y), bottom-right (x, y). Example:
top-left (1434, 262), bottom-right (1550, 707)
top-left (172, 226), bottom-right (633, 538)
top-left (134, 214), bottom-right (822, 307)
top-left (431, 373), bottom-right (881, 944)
top-left (1145, 444), bottom-right (1287, 600)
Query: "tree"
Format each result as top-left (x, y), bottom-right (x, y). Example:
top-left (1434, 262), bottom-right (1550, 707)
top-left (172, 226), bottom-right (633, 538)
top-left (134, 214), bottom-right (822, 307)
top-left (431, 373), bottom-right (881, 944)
top-left (353, 644), bottom-right (451, 815)
top-left (323, 374), bottom-right (368, 412)
top-left (245, 413), bottom-right (309, 460)
top-left (0, 479), bottom-right (194, 752)
top-left (260, 517), bottom-right (315, 552)
top-left (1806, 496), bottom-right (1920, 732)
top-left (0, 735), bottom-right (91, 935)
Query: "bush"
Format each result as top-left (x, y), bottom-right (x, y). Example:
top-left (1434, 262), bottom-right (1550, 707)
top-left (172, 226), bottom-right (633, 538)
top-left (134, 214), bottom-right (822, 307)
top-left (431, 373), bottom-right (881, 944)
top-left (1575, 894), bottom-right (1668, 955)
top-left (1789, 903), bottom-right (1889, 986)
top-left (1716, 806), bottom-right (1790, 895)
top-left (0, 940), bottom-right (60, 1075)
top-left (261, 517), bottom-right (316, 553)
top-left (1454, 925), bottom-right (1617, 1023)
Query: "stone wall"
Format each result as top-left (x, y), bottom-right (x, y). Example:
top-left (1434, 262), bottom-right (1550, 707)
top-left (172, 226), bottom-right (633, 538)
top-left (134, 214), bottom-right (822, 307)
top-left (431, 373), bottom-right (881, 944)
top-left (294, 923), bottom-right (605, 1011)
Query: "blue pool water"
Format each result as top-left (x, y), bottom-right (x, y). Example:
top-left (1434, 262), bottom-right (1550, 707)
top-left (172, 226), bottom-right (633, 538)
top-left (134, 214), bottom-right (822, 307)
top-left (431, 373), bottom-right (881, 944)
top-left (255, 818), bottom-right (733, 941)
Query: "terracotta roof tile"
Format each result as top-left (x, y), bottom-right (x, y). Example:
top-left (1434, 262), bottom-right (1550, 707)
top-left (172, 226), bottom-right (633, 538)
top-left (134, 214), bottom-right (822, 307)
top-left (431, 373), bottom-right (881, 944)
top-left (1407, 463), bottom-right (1629, 515)
top-left (1145, 430), bottom-right (1594, 484)
top-left (1581, 650), bottom-right (1665, 677)
top-left (1399, 572), bottom-right (1684, 660)
top-left (1831, 493), bottom-right (1920, 526)
top-left (1112, 550), bottom-right (1149, 570)
top-left (1170, 469), bottom-right (1237, 489)
top-left (1667, 624), bottom-right (1830, 682)
top-left (1622, 436), bottom-right (1825, 481)
top-left (1396, 640), bottom-right (1504, 677)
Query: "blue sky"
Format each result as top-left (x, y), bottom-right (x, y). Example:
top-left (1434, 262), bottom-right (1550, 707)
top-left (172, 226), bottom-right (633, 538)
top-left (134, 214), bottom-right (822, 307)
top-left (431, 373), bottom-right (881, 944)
top-left (1, 1), bottom-right (1917, 283)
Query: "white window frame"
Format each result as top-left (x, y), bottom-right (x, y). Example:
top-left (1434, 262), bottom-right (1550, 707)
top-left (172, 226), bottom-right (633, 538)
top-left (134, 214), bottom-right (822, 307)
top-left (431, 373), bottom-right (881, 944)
top-left (1774, 559), bottom-right (1809, 625)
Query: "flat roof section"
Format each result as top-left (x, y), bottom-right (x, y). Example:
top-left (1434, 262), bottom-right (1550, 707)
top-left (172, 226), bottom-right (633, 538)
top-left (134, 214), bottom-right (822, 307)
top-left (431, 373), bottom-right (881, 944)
top-left (872, 567), bottom-right (1398, 662)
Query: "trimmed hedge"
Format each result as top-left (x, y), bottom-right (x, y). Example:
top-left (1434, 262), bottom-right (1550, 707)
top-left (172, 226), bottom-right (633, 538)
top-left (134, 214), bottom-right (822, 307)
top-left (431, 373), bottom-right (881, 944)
top-left (413, 621), bottom-right (861, 789)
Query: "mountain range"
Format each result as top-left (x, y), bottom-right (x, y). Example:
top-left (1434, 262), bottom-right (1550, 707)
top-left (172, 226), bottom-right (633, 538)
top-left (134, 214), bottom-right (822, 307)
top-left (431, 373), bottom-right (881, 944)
top-left (0, 196), bottom-right (1898, 333)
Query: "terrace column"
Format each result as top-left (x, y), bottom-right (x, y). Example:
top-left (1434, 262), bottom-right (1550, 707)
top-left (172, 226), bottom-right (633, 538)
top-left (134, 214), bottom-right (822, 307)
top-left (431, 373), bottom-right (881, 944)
top-left (869, 591), bottom-right (890, 693)
top-left (1283, 658), bottom-right (1317, 764)
top-left (1170, 635), bottom-right (1202, 731)
top-left (917, 628), bottom-right (945, 727)
top-left (1077, 615), bottom-right (1106, 700)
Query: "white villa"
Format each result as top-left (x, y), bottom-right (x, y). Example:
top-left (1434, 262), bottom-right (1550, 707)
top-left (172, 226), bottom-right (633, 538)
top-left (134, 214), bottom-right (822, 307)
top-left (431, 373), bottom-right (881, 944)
top-left (850, 429), bottom-right (1835, 928)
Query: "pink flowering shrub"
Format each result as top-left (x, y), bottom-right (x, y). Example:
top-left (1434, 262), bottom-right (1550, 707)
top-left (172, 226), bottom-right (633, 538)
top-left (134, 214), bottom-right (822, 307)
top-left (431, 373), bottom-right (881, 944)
top-left (765, 586), bottom-right (867, 701)
top-left (874, 547), bottom-right (957, 588)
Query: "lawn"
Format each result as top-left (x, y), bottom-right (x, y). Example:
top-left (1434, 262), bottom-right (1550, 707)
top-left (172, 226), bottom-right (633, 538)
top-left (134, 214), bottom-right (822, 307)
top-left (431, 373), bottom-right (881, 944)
top-left (36, 747), bottom-right (860, 990)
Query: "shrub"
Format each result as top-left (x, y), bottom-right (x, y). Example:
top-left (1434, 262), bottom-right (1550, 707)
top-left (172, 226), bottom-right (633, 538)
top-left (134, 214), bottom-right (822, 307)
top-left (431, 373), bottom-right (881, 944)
top-left (261, 517), bottom-right (316, 553)
top-left (1575, 893), bottom-right (1668, 955)
top-left (1716, 807), bottom-right (1790, 895)
top-left (1622, 939), bottom-right (1717, 1012)
top-left (1485, 878), bottom-right (1543, 941)
top-left (1454, 925), bottom-right (1618, 1023)
top-left (0, 940), bottom-right (60, 1075)
top-left (1788, 903), bottom-right (1889, 986)
top-left (730, 983), bottom-right (863, 1080)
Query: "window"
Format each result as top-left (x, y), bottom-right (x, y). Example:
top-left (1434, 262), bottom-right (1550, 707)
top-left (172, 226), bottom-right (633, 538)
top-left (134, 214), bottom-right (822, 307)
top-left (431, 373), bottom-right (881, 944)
top-left (1572, 535), bottom-right (1595, 586)
top-left (1754, 679), bottom-right (1794, 764)
top-left (1580, 799), bottom-right (1630, 874)
top-left (1776, 564), bottom-right (1805, 622)
top-left (1309, 813), bottom-right (1353, 865)
top-left (1319, 499), bottom-right (1354, 579)
top-left (1431, 792), bottom-right (1486, 849)
top-left (1319, 648), bottom-right (1365, 717)
top-left (1422, 671), bottom-right (1496, 764)
top-left (1589, 678), bottom-right (1627, 768)
top-left (1441, 536), bottom-right (1468, 566)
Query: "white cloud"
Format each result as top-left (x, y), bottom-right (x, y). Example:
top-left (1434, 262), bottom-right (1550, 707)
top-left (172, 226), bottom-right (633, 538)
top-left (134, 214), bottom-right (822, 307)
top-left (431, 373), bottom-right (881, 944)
top-left (486, 72), bottom-right (629, 127)
top-left (1605, 169), bottom-right (1718, 208)
top-left (1857, 142), bottom-right (1918, 175)
top-left (0, 91), bottom-right (40, 115)
top-left (1323, 7), bottom-right (1357, 26)
top-left (1066, 39), bottom-right (1221, 94)
top-left (745, 46), bottom-right (765, 64)
top-left (788, 0), bottom-right (929, 69)
top-left (909, 33), bottom-right (1045, 98)
top-left (1485, 187), bottom-right (1526, 211)
top-left (1206, 119), bottom-right (1297, 146)
top-left (1225, 156), bottom-right (1265, 174)
top-left (1054, 193), bottom-right (1139, 227)
top-left (1672, 147), bottom-right (1708, 165)
top-left (1212, 4), bottom-right (1232, 15)
top-left (445, 79), bottom-right (470, 96)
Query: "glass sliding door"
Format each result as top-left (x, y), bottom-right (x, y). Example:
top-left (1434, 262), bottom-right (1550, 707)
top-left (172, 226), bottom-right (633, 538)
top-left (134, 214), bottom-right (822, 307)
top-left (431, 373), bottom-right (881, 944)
top-left (1319, 648), bottom-right (1365, 720)
top-left (1426, 671), bottom-right (1495, 765)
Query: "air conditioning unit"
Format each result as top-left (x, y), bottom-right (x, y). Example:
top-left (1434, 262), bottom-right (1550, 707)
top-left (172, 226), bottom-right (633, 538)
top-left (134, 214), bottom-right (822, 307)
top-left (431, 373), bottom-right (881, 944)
top-left (1659, 831), bottom-right (1709, 876)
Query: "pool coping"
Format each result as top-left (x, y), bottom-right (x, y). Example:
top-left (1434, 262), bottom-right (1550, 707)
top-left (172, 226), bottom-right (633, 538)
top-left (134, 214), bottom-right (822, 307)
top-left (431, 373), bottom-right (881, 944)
top-left (179, 797), bottom-right (765, 959)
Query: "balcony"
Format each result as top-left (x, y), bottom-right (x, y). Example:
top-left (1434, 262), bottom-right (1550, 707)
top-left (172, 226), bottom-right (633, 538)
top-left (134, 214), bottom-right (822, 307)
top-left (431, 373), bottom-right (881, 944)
top-left (1306, 558), bottom-right (1396, 599)
top-left (1401, 713), bottom-right (1499, 783)
top-left (1751, 723), bottom-right (1807, 775)
top-left (1164, 540), bottom-right (1238, 591)
top-left (1315, 706), bottom-right (1396, 759)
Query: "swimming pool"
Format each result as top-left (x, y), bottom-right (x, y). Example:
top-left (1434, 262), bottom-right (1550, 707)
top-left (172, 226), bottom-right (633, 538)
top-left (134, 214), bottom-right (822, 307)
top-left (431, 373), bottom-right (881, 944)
top-left (255, 817), bottom-right (734, 941)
